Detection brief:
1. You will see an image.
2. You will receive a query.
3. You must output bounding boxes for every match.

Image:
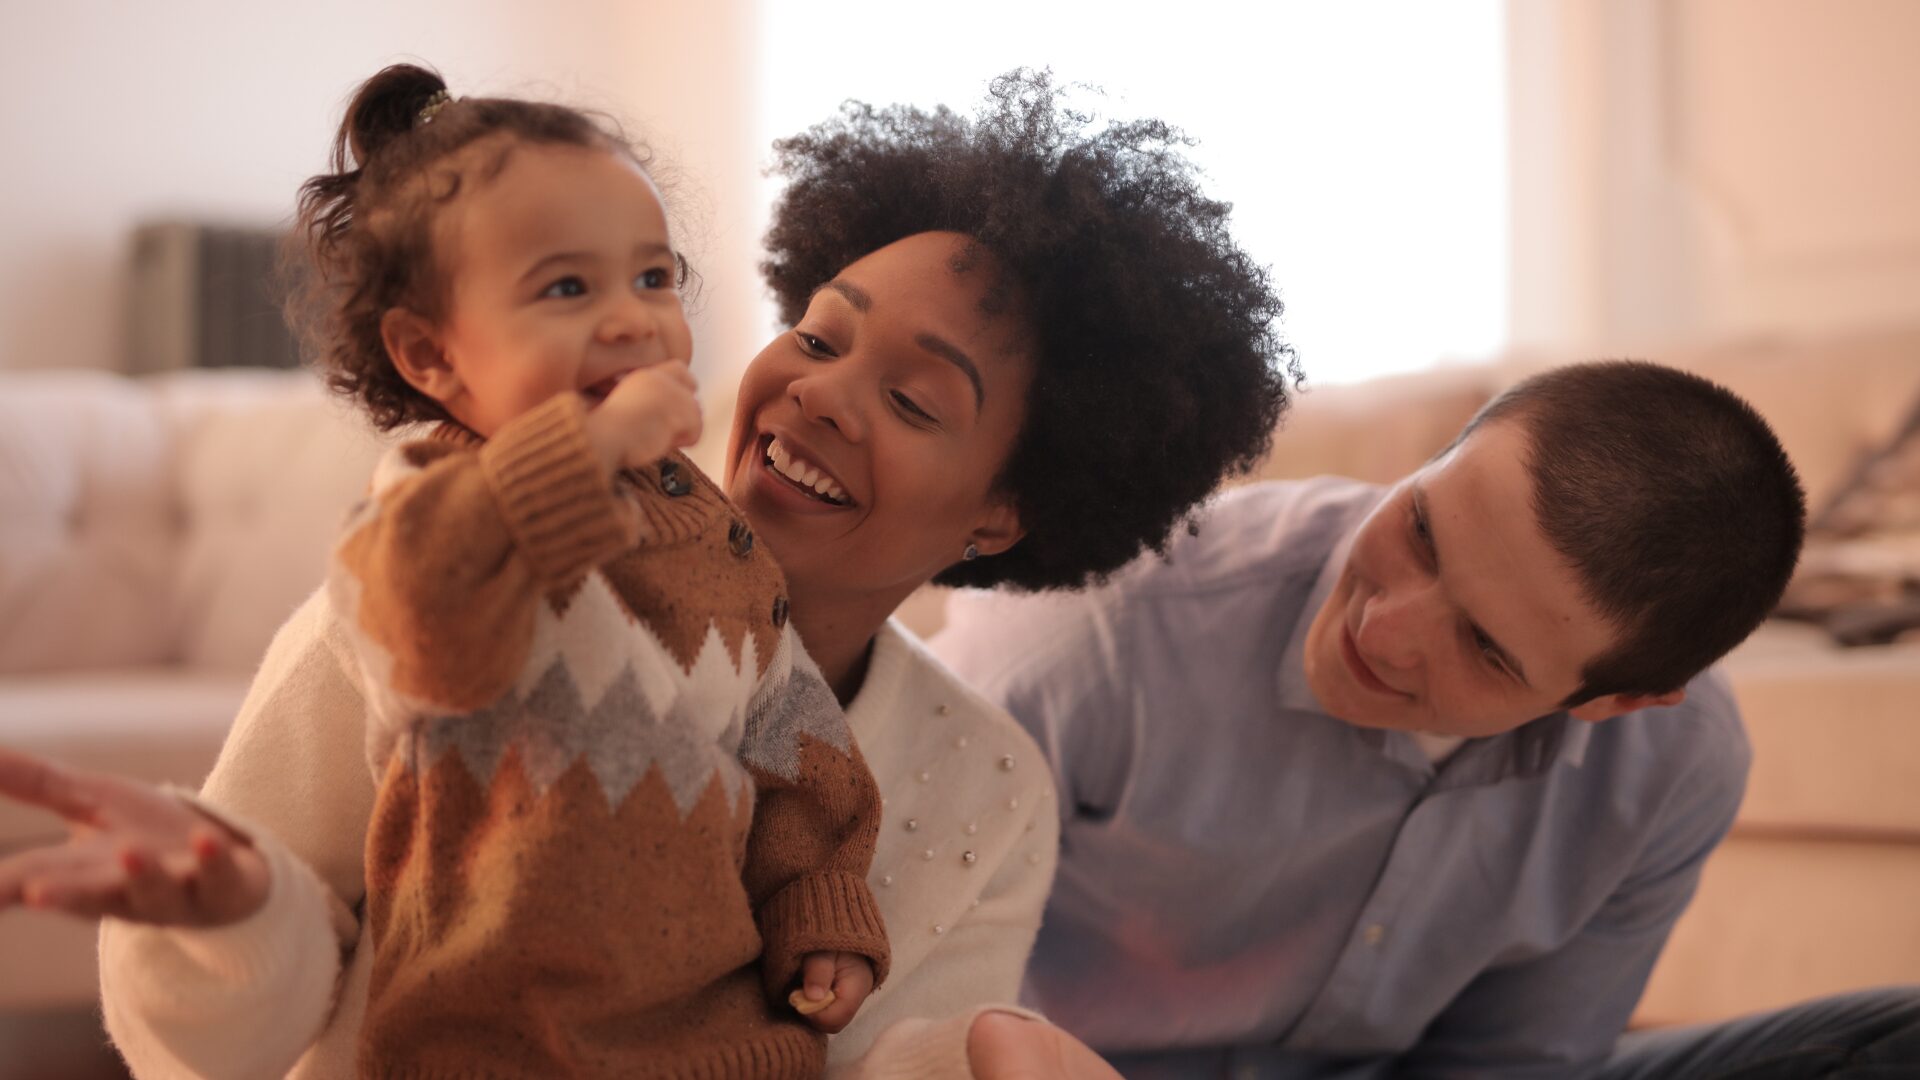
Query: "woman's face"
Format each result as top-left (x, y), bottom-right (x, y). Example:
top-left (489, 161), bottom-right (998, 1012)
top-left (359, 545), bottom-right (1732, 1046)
top-left (725, 231), bottom-right (1032, 605)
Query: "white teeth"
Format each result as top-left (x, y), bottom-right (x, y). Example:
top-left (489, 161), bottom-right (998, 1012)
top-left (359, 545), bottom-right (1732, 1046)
top-left (764, 437), bottom-right (847, 503)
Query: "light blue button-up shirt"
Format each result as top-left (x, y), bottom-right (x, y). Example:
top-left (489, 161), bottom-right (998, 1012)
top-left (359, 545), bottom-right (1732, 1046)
top-left (932, 478), bottom-right (1749, 1079)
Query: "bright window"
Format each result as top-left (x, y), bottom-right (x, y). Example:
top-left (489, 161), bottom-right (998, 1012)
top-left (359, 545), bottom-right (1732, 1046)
top-left (756, 0), bottom-right (1508, 384)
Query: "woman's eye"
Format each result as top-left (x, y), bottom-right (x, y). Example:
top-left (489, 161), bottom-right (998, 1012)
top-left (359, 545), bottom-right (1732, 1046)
top-left (892, 390), bottom-right (935, 423)
top-left (636, 267), bottom-right (671, 290)
top-left (542, 276), bottom-right (587, 299)
top-left (795, 332), bottom-right (835, 358)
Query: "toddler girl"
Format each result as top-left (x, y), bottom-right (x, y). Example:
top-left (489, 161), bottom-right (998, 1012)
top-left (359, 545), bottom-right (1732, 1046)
top-left (299, 64), bottom-right (887, 1077)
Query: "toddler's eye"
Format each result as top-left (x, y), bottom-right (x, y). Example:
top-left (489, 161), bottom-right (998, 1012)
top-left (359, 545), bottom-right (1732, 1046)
top-left (542, 276), bottom-right (587, 299)
top-left (636, 267), bottom-right (672, 290)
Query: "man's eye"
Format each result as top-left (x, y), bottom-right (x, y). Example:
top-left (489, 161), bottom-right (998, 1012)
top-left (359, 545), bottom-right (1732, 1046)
top-left (1470, 626), bottom-right (1506, 672)
top-left (636, 267), bottom-right (671, 290)
top-left (542, 276), bottom-right (587, 299)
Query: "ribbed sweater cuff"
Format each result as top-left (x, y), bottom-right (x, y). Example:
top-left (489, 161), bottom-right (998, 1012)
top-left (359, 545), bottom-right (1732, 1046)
top-left (478, 393), bottom-right (632, 588)
top-left (759, 870), bottom-right (892, 995)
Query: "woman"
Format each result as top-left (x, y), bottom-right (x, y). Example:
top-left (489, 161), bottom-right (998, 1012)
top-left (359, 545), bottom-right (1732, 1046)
top-left (0, 70), bottom-right (1295, 1078)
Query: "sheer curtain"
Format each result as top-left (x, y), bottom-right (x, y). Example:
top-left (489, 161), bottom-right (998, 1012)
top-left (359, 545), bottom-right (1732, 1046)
top-left (754, 0), bottom-right (1508, 384)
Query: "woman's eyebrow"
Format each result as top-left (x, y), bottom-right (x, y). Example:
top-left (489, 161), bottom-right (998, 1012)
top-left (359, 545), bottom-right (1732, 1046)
top-left (825, 279), bottom-right (871, 311)
top-left (914, 334), bottom-right (985, 410)
top-left (816, 278), bottom-right (985, 410)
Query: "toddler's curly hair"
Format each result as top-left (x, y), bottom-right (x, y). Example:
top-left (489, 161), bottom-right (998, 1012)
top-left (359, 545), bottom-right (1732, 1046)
top-left (285, 63), bottom-right (660, 430)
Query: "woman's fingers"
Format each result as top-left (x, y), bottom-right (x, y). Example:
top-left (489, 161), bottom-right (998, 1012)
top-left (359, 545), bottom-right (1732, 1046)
top-left (183, 827), bottom-right (270, 925)
top-left (0, 746), bottom-right (101, 825)
top-left (119, 845), bottom-right (194, 924)
top-left (0, 842), bottom-right (126, 916)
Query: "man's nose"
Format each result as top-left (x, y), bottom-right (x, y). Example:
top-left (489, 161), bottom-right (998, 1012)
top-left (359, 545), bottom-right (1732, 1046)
top-left (1355, 585), bottom-right (1438, 672)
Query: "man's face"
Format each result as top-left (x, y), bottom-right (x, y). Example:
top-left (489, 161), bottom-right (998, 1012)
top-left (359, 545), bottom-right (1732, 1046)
top-left (1303, 420), bottom-right (1643, 738)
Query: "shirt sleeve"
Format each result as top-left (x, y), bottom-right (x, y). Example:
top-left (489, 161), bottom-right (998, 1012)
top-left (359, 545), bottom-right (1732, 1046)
top-left (741, 634), bottom-right (891, 999)
top-left (327, 393), bottom-right (632, 771)
top-left (1395, 721), bottom-right (1751, 1078)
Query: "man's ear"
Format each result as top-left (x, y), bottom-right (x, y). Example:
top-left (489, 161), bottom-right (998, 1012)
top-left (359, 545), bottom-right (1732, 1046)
top-left (379, 308), bottom-right (462, 404)
top-left (967, 498), bottom-right (1025, 559)
top-left (1568, 688), bottom-right (1686, 724)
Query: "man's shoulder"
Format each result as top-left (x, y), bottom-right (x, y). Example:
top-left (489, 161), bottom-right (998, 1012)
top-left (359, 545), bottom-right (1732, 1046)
top-left (1589, 667), bottom-right (1752, 802)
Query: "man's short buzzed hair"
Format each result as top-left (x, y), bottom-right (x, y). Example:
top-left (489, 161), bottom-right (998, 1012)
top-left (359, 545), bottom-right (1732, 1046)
top-left (1456, 360), bottom-right (1806, 704)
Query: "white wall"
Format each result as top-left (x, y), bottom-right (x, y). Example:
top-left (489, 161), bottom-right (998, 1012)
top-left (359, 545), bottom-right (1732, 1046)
top-left (756, 0), bottom-right (1510, 386)
top-left (0, 0), bottom-right (763, 395)
top-left (1508, 0), bottom-right (1920, 354)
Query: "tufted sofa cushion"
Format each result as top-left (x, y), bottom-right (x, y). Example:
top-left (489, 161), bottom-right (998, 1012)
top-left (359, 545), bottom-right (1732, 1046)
top-left (0, 369), bottom-right (385, 675)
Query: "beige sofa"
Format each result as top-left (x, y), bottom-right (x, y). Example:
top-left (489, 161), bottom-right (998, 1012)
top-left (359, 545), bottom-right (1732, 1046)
top-left (2, 328), bottom-right (1916, 1027)
top-left (0, 368), bottom-right (386, 1009)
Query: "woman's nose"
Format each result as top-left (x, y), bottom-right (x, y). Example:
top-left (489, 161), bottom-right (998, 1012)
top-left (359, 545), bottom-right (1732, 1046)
top-left (790, 369), bottom-right (867, 443)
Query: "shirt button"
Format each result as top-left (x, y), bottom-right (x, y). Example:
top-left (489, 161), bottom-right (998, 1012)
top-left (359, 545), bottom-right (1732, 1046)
top-left (771, 596), bottom-right (789, 628)
top-left (727, 520), bottom-right (754, 557)
top-left (658, 460), bottom-right (691, 497)
top-left (1363, 923), bottom-right (1387, 947)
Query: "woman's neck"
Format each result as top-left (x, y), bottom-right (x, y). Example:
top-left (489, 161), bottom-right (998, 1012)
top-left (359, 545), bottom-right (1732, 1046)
top-left (787, 579), bottom-right (914, 706)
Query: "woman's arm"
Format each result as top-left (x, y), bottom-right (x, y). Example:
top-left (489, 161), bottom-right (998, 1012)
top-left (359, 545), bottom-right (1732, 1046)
top-left (97, 589), bottom-right (381, 1078)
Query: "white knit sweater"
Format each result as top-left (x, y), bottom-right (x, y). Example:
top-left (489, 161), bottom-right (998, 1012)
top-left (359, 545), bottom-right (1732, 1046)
top-left (98, 589), bottom-right (1057, 1079)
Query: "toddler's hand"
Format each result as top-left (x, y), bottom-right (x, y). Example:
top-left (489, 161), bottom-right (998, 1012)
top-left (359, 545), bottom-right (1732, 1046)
top-left (790, 951), bottom-right (875, 1033)
top-left (0, 746), bottom-right (270, 928)
top-left (585, 361), bottom-right (702, 475)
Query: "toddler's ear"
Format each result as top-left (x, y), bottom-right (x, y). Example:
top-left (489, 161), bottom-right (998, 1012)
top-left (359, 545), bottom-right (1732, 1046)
top-left (381, 308), bottom-right (462, 403)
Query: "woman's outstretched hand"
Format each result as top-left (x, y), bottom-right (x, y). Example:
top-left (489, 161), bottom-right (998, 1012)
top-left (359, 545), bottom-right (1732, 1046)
top-left (0, 746), bottom-right (269, 927)
top-left (968, 1012), bottom-right (1126, 1080)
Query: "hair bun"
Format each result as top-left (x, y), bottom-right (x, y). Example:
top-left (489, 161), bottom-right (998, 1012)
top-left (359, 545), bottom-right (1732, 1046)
top-left (343, 63), bottom-right (449, 167)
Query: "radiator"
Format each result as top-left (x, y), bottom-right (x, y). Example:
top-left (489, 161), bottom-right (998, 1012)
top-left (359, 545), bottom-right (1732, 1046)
top-left (125, 222), bottom-right (301, 372)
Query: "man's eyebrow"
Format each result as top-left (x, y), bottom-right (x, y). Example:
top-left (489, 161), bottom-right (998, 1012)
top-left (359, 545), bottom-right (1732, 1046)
top-left (915, 333), bottom-right (985, 411)
top-left (1413, 485), bottom-right (1532, 688)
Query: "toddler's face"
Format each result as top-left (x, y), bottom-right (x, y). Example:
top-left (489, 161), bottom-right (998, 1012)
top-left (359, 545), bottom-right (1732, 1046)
top-left (418, 141), bottom-right (692, 437)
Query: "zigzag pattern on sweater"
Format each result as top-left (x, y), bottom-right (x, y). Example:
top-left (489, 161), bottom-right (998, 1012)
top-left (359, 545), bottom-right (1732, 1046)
top-left (395, 600), bottom-right (853, 817)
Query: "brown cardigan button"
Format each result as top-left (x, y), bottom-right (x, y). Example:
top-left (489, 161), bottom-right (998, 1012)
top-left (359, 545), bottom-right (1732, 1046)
top-left (772, 596), bottom-right (789, 628)
top-left (658, 460), bottom-right (692, 497)
top-left (728, 521), bottom-right (754, 556)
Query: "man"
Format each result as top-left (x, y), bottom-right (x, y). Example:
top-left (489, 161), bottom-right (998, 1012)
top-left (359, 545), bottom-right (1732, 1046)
top-left (933, 361), bottom-right (1918, 1077)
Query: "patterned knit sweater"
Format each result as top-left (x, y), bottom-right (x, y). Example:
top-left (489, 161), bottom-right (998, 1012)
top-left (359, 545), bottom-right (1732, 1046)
top-left (328, 393), bottom-right (889, 1078)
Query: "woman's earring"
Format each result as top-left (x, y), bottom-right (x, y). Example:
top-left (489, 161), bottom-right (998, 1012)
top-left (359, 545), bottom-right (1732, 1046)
top-left (962, 542), bottom-right (980, 561)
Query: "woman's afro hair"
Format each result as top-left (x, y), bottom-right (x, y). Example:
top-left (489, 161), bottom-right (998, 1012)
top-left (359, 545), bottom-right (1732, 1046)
top-left (762, 69), bottom-right (1301, 591)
